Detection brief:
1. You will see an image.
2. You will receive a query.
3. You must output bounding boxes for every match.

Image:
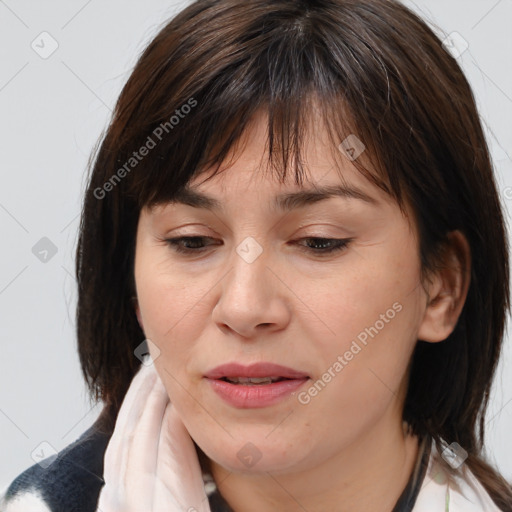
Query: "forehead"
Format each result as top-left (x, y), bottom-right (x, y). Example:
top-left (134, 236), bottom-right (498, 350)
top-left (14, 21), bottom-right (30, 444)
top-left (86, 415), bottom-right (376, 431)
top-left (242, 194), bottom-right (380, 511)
top-left (144, 106), bottom-right (401, 219)
top-left (184, 108), bottom-right (385, 201)
top-left (169, 168), bottom-right (380, 214)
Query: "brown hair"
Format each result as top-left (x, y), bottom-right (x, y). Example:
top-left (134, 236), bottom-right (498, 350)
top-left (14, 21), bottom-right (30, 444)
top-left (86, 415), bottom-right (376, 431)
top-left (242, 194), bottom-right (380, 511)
top-left (76, 0), bottom-right (512, 507)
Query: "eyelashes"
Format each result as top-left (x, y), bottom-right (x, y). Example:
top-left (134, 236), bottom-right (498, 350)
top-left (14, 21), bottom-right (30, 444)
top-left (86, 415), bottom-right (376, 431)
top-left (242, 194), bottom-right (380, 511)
top-left (163, 236), bottom-right (352, 257)
top-left (165, 236), bottom-right (219, 254)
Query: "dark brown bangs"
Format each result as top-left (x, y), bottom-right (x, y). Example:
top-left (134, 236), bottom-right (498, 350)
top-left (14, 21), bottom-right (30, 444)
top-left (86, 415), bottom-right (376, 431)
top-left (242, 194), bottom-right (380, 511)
top-left (107, 1), bottom-right (408, 212)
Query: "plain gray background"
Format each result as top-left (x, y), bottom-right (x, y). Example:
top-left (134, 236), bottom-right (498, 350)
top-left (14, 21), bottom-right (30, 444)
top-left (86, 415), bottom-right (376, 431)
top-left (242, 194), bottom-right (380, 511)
top-left (1, 0), bottom-right (511, 489)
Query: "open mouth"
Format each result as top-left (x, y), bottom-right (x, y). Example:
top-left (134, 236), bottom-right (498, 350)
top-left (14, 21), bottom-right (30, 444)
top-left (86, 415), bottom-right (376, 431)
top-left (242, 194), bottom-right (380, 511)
top-left (207, 375), bottom-right (309, 408)
top-left (204, 362), bottom-right (310, 407)
top-left (218, 376), bottom-right (292, 385)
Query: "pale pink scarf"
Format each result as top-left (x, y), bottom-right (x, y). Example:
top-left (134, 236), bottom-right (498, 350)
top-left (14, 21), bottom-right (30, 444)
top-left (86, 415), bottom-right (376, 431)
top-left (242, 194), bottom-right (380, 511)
top-left (96, 362), bottom-right (213, 512)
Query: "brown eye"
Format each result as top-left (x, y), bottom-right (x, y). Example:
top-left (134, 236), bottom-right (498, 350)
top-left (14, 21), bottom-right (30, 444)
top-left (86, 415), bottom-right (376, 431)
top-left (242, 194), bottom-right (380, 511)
top-left (295, 237), bottom-right (352, 255)
top-left (165, 236), bottom-right (220, 254)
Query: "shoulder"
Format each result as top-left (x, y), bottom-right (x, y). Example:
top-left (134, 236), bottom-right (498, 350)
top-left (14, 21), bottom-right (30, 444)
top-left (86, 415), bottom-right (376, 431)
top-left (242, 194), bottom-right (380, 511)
top-left (0, 414), bottom-right (113, 512)
top-left (413, 439), bottom-right (504, 512)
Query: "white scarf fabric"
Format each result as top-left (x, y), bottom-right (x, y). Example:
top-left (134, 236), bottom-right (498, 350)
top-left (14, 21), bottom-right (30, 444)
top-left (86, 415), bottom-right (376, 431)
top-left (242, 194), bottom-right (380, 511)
top-left (413, 442), bottom-right (502, 511)
top-left (96, 362), bottom-right (502, 512)
top-left (96, 361), bottom-right (212, 512)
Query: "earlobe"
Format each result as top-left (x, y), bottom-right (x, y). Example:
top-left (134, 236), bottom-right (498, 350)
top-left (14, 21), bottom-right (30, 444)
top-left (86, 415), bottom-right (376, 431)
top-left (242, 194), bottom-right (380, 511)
top-left (417, 231), bottom-right (471, 343)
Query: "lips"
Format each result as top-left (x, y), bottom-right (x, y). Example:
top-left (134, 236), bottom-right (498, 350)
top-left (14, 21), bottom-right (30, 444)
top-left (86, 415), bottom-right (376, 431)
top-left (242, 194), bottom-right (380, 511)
top-left (204, 362), bottom-right (309, 381)
top-left (204, 362), bottom-right (310, 408)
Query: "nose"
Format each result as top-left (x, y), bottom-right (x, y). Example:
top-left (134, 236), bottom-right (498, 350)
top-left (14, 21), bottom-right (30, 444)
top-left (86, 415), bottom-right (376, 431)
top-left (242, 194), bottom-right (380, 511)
top-left (211, 242), bottom-right (291, 339)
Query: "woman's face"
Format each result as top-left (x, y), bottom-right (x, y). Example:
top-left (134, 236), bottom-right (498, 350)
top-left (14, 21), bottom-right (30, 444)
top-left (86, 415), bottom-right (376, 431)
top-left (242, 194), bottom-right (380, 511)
top-left (134, 112), bottom-right (430, 475)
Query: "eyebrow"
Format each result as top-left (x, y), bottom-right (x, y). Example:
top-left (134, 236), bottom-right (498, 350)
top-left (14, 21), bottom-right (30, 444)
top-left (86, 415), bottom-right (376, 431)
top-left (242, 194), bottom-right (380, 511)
top-left (168, 183), bottom-right (378, 212)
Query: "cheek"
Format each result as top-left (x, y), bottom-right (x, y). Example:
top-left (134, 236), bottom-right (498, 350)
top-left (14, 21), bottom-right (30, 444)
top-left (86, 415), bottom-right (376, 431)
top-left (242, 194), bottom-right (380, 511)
top-left (301, 245), bottom-right (423, 409)
top-left (134, 254), bottom-right (235, 417)
top-left (305, 246), bottom-right (421, 352)
top-left (134, 257), bottom-right (205, 384)
top-left (135, 249), bottom-right (209, 335)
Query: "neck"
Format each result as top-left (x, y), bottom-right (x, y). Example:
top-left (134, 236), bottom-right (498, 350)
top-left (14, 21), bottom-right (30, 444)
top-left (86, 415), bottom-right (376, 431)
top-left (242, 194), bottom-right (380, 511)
top-left (210, 415), bottom-right (419, 512)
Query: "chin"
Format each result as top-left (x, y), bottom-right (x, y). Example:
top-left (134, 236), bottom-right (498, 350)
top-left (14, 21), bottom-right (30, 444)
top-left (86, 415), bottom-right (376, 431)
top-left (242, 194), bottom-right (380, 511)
top-left (197, 432), bottom-right (311, 475)
top-left (211, 451), bottom-right (300, 475)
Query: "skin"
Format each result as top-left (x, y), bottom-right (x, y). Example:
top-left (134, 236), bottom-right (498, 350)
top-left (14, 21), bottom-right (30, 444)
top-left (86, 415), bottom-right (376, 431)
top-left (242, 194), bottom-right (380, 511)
top-left (134, 109), bottom-right (470, 512)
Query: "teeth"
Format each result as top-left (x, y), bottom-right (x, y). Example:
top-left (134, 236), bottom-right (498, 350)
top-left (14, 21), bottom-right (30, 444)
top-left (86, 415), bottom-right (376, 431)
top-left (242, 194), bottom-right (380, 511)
top-left (225, 376), bottom-right (281, 385)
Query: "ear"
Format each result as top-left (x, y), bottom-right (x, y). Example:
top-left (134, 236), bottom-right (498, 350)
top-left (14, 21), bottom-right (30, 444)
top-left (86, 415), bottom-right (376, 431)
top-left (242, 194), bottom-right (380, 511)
top-left (417, 230), bottom-right (471, 343)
